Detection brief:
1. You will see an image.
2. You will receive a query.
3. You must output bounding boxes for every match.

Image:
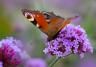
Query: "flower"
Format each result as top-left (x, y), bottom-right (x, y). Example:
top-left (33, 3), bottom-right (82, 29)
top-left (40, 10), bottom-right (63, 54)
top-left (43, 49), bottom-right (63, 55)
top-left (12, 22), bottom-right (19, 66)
top-left (0, 61), bottom-right (3, 67)
top-left (43, 24), bottom-right (93, 58)
top-left (78, 57), bottom-right (96, 67)
top-left (25, 58), bottom-right (47, 67)
top-left (0, 37), bottom-right (28, 67)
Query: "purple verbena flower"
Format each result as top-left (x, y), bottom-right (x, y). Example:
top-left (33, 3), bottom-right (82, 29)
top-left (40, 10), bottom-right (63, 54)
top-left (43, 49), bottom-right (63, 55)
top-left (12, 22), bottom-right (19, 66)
top-left (78, 57), bottom-right (96, 67)
top-left (0, 37), bottom-right (27, 67)
top-left (0, 61), bottom-right (3, 67)
top-left (43, 24), bottom-right (93, 58)
top-left (25, 58), bottom-right (47, 67)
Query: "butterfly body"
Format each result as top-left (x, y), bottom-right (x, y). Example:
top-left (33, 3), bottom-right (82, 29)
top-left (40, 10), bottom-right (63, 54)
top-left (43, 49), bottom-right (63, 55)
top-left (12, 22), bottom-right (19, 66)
top-left (22, 9), bottom-right (78, 40)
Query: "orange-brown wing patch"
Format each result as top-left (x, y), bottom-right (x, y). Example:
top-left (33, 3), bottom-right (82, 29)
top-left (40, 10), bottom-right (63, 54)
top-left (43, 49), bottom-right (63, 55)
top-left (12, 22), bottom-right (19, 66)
top-left (35, 13), bottom-right (48, 29)
top-left (61, 16), bottom-right (79, 29)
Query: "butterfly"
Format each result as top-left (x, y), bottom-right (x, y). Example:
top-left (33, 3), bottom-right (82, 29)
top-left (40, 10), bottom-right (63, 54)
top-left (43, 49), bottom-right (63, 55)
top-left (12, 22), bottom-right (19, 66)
top-left (22, 9), bottom-right (78, 40)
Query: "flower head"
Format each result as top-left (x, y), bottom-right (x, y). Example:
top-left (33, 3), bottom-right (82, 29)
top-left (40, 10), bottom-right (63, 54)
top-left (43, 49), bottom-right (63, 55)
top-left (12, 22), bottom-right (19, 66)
top-left (0, 61), bottom-right (3, 67)
top-left (0, 37), bottom-right (27, 67)
top-left (43, 24), bottom-right (93, 58)
top-left (25, 58), bottom-right (47, 67)
top-left (78, 57), bottom-right (96, 67)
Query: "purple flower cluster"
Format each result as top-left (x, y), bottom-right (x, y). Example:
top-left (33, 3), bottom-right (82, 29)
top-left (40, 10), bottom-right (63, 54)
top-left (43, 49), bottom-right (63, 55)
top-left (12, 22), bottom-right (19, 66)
top-left (25, 58), bottom-right (47, 67)
top-left (0, 37), bottom-right (25, 67)
top-left (43, 24), bottom-right (93, 58)
top-left (79, 58), bottom-right (96, 67)
top-left (0, 61), bottom-right (3, 67)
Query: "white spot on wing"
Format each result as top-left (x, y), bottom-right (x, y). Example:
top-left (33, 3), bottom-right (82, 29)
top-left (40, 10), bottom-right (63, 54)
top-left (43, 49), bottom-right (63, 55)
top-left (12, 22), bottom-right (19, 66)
top-left (36, 23), bottom-right (40, 28)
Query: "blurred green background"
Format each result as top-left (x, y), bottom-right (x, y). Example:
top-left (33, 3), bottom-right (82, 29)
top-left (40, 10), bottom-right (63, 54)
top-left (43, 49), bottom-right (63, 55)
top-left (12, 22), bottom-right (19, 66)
top-left (0, 0), bottom-right (96, 67)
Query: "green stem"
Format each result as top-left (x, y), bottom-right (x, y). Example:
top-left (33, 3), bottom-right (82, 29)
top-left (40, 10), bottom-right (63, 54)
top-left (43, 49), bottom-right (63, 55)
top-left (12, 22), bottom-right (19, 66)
top-left (49, 57), bottom-right (61, 67)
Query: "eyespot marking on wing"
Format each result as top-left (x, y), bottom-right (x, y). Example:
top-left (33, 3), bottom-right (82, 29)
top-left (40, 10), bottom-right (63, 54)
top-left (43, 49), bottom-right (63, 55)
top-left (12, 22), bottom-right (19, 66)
top-left (24, 12), bottom-right (35, 22)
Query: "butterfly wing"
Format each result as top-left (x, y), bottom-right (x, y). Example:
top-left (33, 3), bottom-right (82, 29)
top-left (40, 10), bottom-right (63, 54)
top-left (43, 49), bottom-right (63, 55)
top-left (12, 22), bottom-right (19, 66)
top-left (46, 16), bottom-right (78, 40)
top-left (22, 9), bottom-right (78, 40)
